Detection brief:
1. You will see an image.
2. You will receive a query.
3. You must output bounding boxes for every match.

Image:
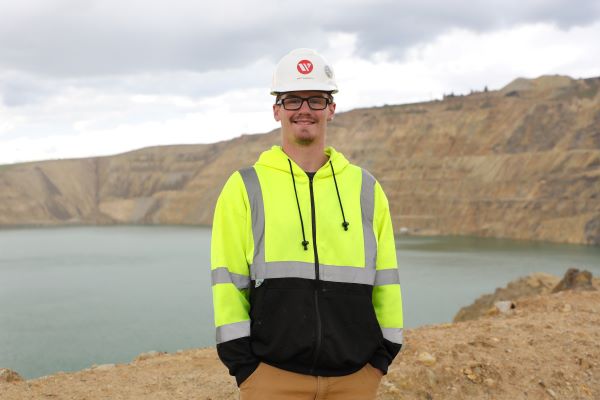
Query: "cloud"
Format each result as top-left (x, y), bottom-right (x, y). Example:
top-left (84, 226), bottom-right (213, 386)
top-left (0, 1), bottom-right (599, 164)
top-left (0, 86), bottom-right (279, 164)
top-left (0, 1), bottom-right (320, 77)
top-left (0, 57), bottom-right (278, 111)
top-left (0, 71), bottom-right (62, 107)
top-left (1, 0), bottom-right (599, 77)
top-left (1, 0), bottom-right (599, 109)
top-left (327, 0), bottom-right (600, 60)
top-left (335, 21), bottom-right (600, 110)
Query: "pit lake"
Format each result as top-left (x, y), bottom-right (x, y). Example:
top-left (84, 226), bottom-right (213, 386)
top-left (1, 226), bottom-right (598, 379)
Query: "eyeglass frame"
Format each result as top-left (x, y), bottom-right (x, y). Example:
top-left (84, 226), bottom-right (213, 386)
top-left (275, 94), bottom-right (334, 111)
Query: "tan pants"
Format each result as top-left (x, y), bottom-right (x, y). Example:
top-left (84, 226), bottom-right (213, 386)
top-left (240, 362), bottom-right (382, 400)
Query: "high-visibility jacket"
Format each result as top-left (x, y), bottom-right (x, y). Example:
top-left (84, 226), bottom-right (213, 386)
top-left (211, 145), bottom-right (403, 386)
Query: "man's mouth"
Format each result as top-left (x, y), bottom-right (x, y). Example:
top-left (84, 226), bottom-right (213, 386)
top-left (292, 119), bottom-right (316, 125)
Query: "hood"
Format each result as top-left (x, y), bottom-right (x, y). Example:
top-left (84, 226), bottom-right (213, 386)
top-left (255, 145), bottom-right (349, 179)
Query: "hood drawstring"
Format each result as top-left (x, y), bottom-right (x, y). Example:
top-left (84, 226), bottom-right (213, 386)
top-left (288, 158), bottom-right (350, 251)
top-left (288, 159), bottom-right (310, 250)
top-left (329, 160), bottom-right (349, 231)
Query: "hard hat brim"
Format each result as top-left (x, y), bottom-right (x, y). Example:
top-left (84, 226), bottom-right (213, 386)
top-left (270, 84), bottom-right (338, 96)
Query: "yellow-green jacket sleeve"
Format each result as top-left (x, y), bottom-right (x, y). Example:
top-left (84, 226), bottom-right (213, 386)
top-left (369, 180), bottom-right (403, 373)
top-left (211, 172), bottom-right (259, 386)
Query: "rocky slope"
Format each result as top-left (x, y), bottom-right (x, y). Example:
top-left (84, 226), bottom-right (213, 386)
top-left (454, 268), bottom-right (600, 322)
top-left (1, 75), bottom-right (599, 244)
top-left (2, 274), bottom-right (599, 399)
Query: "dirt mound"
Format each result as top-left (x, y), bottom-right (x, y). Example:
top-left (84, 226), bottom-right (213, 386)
top-left (552, 268), bottom-right (596, 293)
top-left (500, 75), bottom-right (575, 94)
top-left (453, 272), bottom-right (559, 322)
top-left (0, 369), bottom-right (23, 383)
top-left (454, 269), bottom-right (599, 322)
top-left (385, 290), bottom-right (600, 399)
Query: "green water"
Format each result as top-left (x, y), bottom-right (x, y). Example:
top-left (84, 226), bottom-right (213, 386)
top-left (0, 226), bottom-right (598, 379)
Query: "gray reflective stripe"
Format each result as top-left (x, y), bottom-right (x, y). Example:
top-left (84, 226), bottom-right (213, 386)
top-left (321, 264), bottom-right (375, 285)
top-left (382, 327), bottom-right (403, 344)
top-left (251, 261), bottom-right (316, 280)
top-left (216, 320), bottom-right (251, 344)
top-left (239, 167), bottom-right (265, 267)
top-left (361, 169), bottom-right (377, 269)
top-left (250, 261), bottom-right (380, 285)
top-left (374, 268), bottom-right (400, 286)
top-left (211, 267), bottom-right (250, 290)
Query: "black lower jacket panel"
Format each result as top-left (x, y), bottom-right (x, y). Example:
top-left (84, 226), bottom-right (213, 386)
top-left (249, 277), bottom-right (384, 376)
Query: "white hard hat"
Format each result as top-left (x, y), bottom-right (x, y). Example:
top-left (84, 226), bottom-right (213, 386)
top-left (270, 48), bottom-right (338, 95)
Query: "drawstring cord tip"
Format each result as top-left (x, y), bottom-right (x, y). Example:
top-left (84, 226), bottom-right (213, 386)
top-left (302, 240), bottom-right (309, 250)
top-left (330, 160), bottom-right (349, 233)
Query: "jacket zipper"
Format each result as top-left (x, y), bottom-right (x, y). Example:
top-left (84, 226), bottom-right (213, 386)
top-left (308, 176), bottom-right (322, 374)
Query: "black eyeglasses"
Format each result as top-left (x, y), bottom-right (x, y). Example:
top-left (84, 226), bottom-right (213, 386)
top-left (276, 96), bottom-right (332, 110)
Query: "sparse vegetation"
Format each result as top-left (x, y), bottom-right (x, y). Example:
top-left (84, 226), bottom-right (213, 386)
top-left (578, 84), bottom-right (599, 99)
top-left (405, 108), bottom-right (428, 114)
top-left (445, 102), bottom-right (463, 111)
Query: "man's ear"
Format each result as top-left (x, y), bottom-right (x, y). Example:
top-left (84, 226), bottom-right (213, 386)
top-left (273, 104), bottom-right (281, 122)
top-left (327, 102), bottom-right (336, 121)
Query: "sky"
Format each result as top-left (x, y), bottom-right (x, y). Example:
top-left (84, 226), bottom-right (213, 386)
top-left (1, 0), bottom-right (599, 165)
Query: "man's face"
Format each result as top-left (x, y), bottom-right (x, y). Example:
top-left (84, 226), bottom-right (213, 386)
top-left (273, 90), bottom-right (336, 146)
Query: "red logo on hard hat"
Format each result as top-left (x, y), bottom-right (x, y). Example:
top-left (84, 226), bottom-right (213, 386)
top-left (297, 60), bottom-right (313, 74)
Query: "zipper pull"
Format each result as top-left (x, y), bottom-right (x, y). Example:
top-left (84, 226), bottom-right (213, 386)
top-left (255, 279), bottom-right (264, 288)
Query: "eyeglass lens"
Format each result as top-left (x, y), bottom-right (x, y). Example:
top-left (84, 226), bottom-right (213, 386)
top-left (280, 97), bottom-right (329, 110)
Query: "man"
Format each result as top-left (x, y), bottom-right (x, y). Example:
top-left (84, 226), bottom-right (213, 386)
top-left (211, 48), bottom-right (403, 399)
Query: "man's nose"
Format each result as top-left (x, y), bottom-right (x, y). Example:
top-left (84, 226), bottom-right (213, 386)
top-left (298, 99), bottom-right (312, 112)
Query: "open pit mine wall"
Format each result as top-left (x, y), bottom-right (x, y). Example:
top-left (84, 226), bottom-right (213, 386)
top-left (0, 75), bottom-right (598, 245)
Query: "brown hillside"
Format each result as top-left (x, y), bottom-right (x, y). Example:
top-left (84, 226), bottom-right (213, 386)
top-left (1, 75), bottom-right (599, 244)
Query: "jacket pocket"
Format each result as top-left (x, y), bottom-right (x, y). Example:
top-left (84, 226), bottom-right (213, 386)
top-left (318, 284), bottom-right (382, 370)
top-left (250, 279), bottom-right (316, 365)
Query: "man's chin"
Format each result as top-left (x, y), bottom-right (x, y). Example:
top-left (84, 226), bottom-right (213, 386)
top-left (295, 137), bottom-right (315, 146)
top-left (291, 127), bottom-right (318, 145)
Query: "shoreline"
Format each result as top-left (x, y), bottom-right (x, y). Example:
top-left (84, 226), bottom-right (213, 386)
top-left (2, 289), bottom-right (599, 399)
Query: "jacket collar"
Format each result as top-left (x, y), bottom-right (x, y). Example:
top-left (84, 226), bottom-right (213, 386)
top-left (255, 145), bottom-right (349, 179)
